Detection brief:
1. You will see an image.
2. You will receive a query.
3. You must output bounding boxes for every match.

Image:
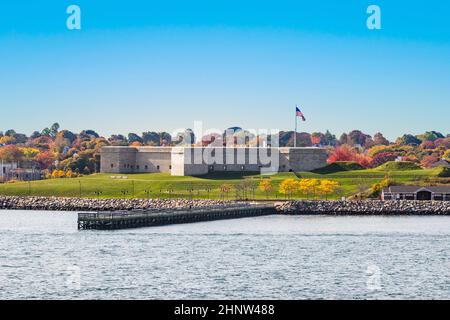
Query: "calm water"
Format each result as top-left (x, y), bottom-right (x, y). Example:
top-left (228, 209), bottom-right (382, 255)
top-left (1, 210), bottom-right (450, 300)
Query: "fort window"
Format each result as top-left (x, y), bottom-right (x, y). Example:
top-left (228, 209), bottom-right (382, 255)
top-left (145, 165), bottom-right (148, 170)
top-left (169, 165), bottom-right (172, 170)
top-left (157, 165), bottom-right (160, 170)
top-left (136, 165), bottom-right (139, 169)
top-left (111, 164), bottom-right (114, 168)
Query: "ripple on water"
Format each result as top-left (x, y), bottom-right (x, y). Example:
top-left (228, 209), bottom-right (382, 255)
top-left (1, 211), bottom-right (450, 299)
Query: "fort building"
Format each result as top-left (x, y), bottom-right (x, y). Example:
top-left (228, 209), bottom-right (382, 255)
top-left (99, 146), bottom-right (328, 176)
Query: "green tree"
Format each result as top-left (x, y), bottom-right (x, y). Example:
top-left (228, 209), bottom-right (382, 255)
top-left (50, 123), bottom-right (60, 138)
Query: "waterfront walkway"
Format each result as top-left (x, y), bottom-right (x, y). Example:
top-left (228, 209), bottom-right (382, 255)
top-left (77, 204), bottom-right (277, 230)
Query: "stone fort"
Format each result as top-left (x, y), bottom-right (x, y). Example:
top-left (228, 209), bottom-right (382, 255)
top-left (99, 146), bottom-right (328, 176)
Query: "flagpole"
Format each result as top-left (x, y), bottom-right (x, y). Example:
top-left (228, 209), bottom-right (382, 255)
top-left (294, 106), bottom-right (297, 148)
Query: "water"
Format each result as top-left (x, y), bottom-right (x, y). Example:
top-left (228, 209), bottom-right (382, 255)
top-left (1, 210), bottom-right (450, 300)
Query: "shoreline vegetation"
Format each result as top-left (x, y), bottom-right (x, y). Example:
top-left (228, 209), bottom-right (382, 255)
top-left (1, 196), bottom-right (450, 215)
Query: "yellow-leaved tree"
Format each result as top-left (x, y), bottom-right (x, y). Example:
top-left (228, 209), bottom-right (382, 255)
top-left (306, 178), bottom-right (320, 199)
top-left (258, 179), bottom-right (273, 199)
top-left (318, 179), bottom-right (340, 200)
top-left (297, 179), bottom-right (311, 198)
top-left (279, 179), bottom-right (298, 199)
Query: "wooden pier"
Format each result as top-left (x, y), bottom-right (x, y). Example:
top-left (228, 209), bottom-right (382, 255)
top-left (77, 204), bottom-right (277, 230)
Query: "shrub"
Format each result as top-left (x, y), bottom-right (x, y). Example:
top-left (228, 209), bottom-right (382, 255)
top-left (444, 150), bottom-right (450, 162)
top-left (65, 170), bottom-right (78, 178)
top-left (51, 170), bottom-right (65, 179)
top-left (436, 167), bottom-right (450, 178)
top-left (370, 177), bottom-right (394, 198)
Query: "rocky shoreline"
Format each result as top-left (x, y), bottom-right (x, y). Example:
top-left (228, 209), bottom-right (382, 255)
top-left (1, 196), bottom-right (450, 215)
top-left (0, 196), bottom-right (249, 212)
top-left (275, 200), bottom-right (450, 215)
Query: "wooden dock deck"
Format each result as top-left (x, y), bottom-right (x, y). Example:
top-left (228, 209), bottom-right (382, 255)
top-left (77, 204), bottom-right (277, 230)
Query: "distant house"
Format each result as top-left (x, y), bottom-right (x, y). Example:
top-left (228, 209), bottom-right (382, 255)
top-left (430, 159), bottom-right (450, 168)
top-left (382, 186), bottom-right (450, 201)
top-left (0, 162), bottom-right (41, 182)
top-left (0, 162), bottom-right (18, 182)
top-left (7, 168), bottom-right (42, 181)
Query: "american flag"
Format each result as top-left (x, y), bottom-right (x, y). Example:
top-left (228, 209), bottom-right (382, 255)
top-left (296, 106), bottom-right (306, 121)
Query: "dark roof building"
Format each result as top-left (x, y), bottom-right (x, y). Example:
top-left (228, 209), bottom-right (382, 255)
top-left (382, 186), bottom-right (450, 201)
top-left (430, 159), bottom-right (450, 168)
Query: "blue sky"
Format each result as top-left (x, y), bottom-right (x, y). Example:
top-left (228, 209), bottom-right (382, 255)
top-left (0, 0), bottom-right (449, 140)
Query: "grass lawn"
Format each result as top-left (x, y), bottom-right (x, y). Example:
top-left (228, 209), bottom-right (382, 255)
top-left (0, 168), bottom-right (444, 200)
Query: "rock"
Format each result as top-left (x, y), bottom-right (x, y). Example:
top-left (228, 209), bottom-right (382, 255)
top-left (0, 196), bottom-right (250, 212)
top-left (274, 200), bottom-right (450, 215)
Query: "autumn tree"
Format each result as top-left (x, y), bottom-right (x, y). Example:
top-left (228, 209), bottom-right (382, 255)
top-left (328, 145), bottom-right (358, 163)
top-left (318, 180), bottom-right (340, 200)
top-left (20, 147), bottom-right (40, 167)
top-left (279, 179), bottom-right (298, 199)
top-left (128, 133), bottom-right (143, 144)
top-left (444, 150), bottom-right (450, 161)
top-left (297, 179), bottom-right (310, 198)
top-left (421, 154), bottom-right (440, 168)
top-left (0, 145), bottom-right (24, 164)
top-left (396, 134), bottom-right (421, 146)
top-left (219, 184), bottom-right (232, 200)
top-left (370, 152), bottom-right (397, 168)
top-left (35, 151), bottom-right (56, 170)
top-left (0, 136), bottom-right (16, 145)
top-left (159, 132), bottom-right (172, 146)
top-left (258, 179), bottom-right (273, 199)
top-left (373, 132), bottom-right (390, 146)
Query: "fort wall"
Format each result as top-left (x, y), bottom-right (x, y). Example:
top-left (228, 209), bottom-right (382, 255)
top-left (99, 146), bottom-right (327, 176)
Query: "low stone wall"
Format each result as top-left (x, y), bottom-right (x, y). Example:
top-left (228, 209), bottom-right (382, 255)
top-left (0, 196), bottom-right (249, 212)
top-left (276, 200), bottom-right (450, 215)
top-left (2, 196), bottom-right (450, 215)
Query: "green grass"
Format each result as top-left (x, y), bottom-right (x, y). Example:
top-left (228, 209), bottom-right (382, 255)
top-left (312, 161), bottom-right (364, 174)
top-left (374, 161), bottom-right (422, 171)
top-left (0, 168), bottom-right (443, 200)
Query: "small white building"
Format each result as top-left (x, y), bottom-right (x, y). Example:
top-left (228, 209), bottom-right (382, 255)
top-left (0, 161), bottom-right (18, 181)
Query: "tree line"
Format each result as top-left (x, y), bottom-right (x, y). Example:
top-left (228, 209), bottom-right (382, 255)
top-left (0, 124), bottom-right (449, 178)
